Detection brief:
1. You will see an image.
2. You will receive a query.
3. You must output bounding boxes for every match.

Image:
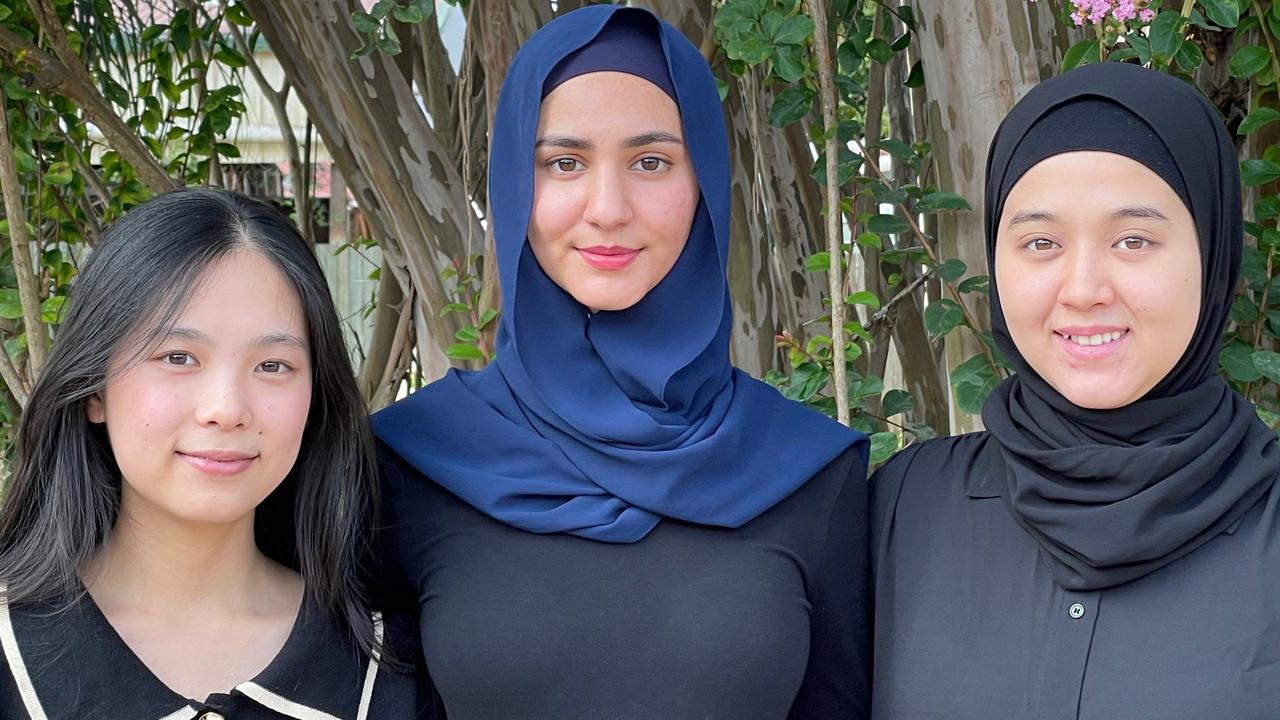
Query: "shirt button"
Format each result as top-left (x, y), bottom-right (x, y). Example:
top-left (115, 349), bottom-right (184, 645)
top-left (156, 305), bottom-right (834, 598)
top-left (1068, 602), bottom-right (1086, 619)
top-left (198, 713), bottom-right (225, 720)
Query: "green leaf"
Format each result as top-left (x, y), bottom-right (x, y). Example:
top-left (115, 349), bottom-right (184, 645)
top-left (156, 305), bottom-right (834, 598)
top-left (1241, 159), bottom-right (1280, 187)
top-left (0, 289), bottom-right (21, 320)
top-left (438, 302), bottom-right (468, 316)
top-left (855, 232), bottom-right (882, 250)
top-left (878, 138), bottom-right (913, 160)
top-left (477, 307), bottom-right (498, 330)
top-left (376, 34), bottom-right (402, 55)
top-left (1200, 0), bottom-right (1240, 28)
top-left (917, 190), bottom-right (971, 213)
top-left (455, 326), bottom-right (478, 342)
top-left (1062, 39), bottom-right (1099, 71)
top-left (1221, 342), bottom-right (1264, 382)
top-left (446, 343), bottom-right (486, 361)
top-left (1239, 107), bottom-right (1280, 135)
top-left (43, 161), bottom-right (73, 186)
top-left (392, 5), bottom-right (426, 23)
top-left (846, 290), bottom-right (881, 311)
top-left (1253, 350), bottom-right (1280, 383)
top-left (868, 213), bottom-right (909, 234)
top-left (768, 86), bottom-right (814, 127)
top-left (12, 149), bottom-right (36, 176)
top-left (838, 40), bottom-right (864, 74)
top-left (212, 46), bottom-right (248, 69)
top-left (866, 37), bottom-right (893, 64)
top-left (849, 374), bottom-right (884, 401)
top-left (771, 44), bottom-right (807, 83)
top-left (140, 24), bottom-right (167, 42)
top-left (1230, 45), bottom-right (1271, 79)
top-left (804, 251), bottom-right (831, 272)
top-left (868, 431), bottom-right (899, 465)
top-left (773, 15), bottom-right (814, 44)
top-left (957, 275), bottom-right (990, 294)
top-left (782, 362), bottom-right (829, 402)
top-left (881, 389), bottom-right (914, 417)
top-left (954, 371), bottom-right (999, 415)
top-left (935, 258), bottom-right (966, 283)
top-left (1148, 11), bottom-right (1185, 59)
top-left (904, 59), bottom-right (924, 88)
top-left (1175, 41), bottom-right (1203, 72)
top-left (39, 295), bottom-right (66, 324)
top-left (924, 298), bottom-right (964, 339)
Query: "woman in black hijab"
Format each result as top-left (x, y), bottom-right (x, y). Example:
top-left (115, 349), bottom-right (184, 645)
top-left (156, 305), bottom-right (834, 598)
top-left (870, 62), bottom-right (1280, 717)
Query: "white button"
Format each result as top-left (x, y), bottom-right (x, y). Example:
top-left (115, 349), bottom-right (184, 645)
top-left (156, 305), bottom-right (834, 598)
top-left (1068, 602), bottom-right (1086, 619)
top-left (198, 713), bottom-right (225, 720)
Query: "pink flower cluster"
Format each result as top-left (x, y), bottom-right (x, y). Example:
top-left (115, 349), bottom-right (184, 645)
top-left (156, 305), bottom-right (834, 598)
top-left (1067, 0), bottom-right (1156, 25)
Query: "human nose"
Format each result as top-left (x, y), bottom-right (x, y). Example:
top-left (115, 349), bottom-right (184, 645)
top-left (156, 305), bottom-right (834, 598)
top-left (581, 165), bottom-right (634, 230)
top-left (1056, 242), bottom-right (1115, 310)
top-left (195, 367), bottom-right (251, 429)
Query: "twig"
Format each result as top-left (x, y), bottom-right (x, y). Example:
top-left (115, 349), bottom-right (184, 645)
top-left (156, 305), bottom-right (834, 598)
top-left (0, 332), bottom-right (29, 407)
top-left (374, 288), bottom-right (414, 410)
top-left (806, 0), bottom-right (848, 426)
top-left (869, 266), bottom-right (934, 325)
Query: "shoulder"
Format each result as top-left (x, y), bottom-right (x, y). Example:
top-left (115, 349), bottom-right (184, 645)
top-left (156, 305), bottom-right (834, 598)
top-left (870, 432), bottom-right (997, 539)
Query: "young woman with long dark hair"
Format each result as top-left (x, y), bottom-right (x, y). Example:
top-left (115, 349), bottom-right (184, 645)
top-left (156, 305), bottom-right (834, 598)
top-left (0, 188), bottom-right (423, 718)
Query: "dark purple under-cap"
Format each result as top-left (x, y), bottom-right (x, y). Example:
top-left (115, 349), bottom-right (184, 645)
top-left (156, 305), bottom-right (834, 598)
top-left (541, 9), bottom-right (677, 100)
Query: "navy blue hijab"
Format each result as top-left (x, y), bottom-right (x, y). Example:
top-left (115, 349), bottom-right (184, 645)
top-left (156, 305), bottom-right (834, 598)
top-left (373, 5), bottom-right (863, 543)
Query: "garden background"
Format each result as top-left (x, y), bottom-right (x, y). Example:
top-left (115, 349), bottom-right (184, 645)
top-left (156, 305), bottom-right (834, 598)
top-left (0, 0), bottom-right (1275, 466)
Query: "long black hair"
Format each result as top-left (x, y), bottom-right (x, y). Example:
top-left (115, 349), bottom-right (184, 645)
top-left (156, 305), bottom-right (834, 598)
top-left (0, 187), bottom-right (381, 654)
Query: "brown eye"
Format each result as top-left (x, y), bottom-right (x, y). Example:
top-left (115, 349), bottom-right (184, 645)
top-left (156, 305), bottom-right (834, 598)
top-left (1029, 238), bottom-right (1056, 251)
top-left (638, 157), bottom-right (662, 171)
top-left (1118, 236), bottom-right (1150, 250)
top-left (163, 352), bottom-right (194, 366)
top-left (554, 158), bottom-right (580, 173)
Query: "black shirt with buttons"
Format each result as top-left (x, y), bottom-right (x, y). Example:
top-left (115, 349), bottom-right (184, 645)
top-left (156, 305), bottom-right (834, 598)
top-left (0, 589), bottom-right (430, 719)
top-left (870, 432), bottom-right (1280, 719)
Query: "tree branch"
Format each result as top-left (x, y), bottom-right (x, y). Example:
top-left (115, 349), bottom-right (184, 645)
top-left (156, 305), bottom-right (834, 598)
top-left (0, 23), bottom-right (176, 193)
top-left (0, 84), bottom-right (48, 377)
top-left (806, 0), bottom-right (848, 426)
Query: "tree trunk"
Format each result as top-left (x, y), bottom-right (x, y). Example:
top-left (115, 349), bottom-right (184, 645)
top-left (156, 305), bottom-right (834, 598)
top-left (245, 0), bottom-right (485, 382)
top-left (912, 0), bottom-right (1047, 433)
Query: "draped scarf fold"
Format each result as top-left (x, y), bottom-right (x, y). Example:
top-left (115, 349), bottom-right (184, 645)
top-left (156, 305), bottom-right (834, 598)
top-left (373, 6), bottom-right (863, 543)
top-left (981, 62), bottom-right (1280, 590)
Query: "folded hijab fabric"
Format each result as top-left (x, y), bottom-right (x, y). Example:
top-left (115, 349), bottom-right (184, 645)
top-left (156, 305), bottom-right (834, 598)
top-left (981, 62), bottom-right (1280, 591)
top-left (373, 6), bottom-right (863, 543)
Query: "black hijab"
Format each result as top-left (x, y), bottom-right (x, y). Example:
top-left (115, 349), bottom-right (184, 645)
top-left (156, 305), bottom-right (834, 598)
top-left (981, 62), bottom-right (1280, 591)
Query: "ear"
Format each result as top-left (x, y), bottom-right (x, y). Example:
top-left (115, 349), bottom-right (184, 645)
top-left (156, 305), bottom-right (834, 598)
top-left (86, 394), bottom-right (106, 424)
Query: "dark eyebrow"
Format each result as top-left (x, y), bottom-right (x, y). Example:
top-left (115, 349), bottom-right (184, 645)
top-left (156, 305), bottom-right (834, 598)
top-left (1006, 210), bottom-right (1057, 227)
top-left (624, 131), bottom-right (684, 148)
top-left (534, 135), bottom-right (593, 150)
top-left (1110, 205), bottom-right (1170, 222)
top-left (164, 327), bottom-right (308, 350)
top-left (533, 131), bottom-right (685, 151)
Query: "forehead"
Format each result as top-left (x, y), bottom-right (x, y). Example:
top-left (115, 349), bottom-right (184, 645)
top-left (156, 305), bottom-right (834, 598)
top-left (176, 250), bottom-right (305, 332)
top-left (537, 71), bottom-right (682, 133)
top-left (1003, 151), bottom-right (1189, 214)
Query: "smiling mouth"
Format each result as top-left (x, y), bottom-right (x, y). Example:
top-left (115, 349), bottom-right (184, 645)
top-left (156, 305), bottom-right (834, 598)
top-left (1058, 330), bottom-right (1127, 346)
top-left (177, 451), bottom-right (259, 476)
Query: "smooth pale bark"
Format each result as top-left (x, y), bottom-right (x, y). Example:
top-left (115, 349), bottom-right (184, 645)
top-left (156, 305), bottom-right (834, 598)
top-left (912, 0), bottom-right (1061, 433)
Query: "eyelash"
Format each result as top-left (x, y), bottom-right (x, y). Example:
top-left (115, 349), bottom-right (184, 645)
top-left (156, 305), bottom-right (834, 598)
top-left (545, 156), bottom-right (671, 173)
top-left (1020, 236), bottom-right (1154, 252)
top-left (157, 352), bottom-right (293, 374)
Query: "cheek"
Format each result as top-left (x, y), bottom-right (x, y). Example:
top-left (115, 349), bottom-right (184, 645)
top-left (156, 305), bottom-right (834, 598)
top-left (641, 182), bottom-right (698, 259)
top-left (995, 255), bottom-right (1058, 336)
top-left (256, 381), bottom-right (313, 456)
top-left (529, 185), bottom-right (581, 248)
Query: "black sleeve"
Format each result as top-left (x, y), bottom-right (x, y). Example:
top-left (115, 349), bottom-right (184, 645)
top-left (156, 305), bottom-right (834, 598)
top-left (786, 462), bottom-right (872, 720)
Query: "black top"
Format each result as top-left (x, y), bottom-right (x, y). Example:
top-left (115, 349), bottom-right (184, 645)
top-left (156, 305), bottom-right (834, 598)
top-left (377, 444), bottom-right (871, 720)
top-left (870, 433), bottom-right (1280, 720)
top-left (0, 588), bottom-right (428, 719)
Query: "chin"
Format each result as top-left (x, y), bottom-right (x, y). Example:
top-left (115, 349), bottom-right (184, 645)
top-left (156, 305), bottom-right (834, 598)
top-left (1049, 377), bottom-right (1146, 410)
top-left (570, 285), bottom-right (647, 313)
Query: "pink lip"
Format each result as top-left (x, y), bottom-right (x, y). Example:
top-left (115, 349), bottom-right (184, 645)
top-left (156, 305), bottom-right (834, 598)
top-left (178, 450), bottom-right (258, 476)
top-left (1054, 327), bottom-right (1130, 360)
top-left (576, 246), bottom-right (640, 270)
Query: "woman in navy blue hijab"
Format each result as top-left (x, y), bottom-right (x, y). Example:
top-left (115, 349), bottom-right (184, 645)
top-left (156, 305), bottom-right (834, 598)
top-left (374, 5), bottom-right (870, 718)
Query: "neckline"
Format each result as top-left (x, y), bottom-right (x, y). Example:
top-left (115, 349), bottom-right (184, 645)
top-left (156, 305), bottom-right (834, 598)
top-left (77, 582), bottom-right (308, 707)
